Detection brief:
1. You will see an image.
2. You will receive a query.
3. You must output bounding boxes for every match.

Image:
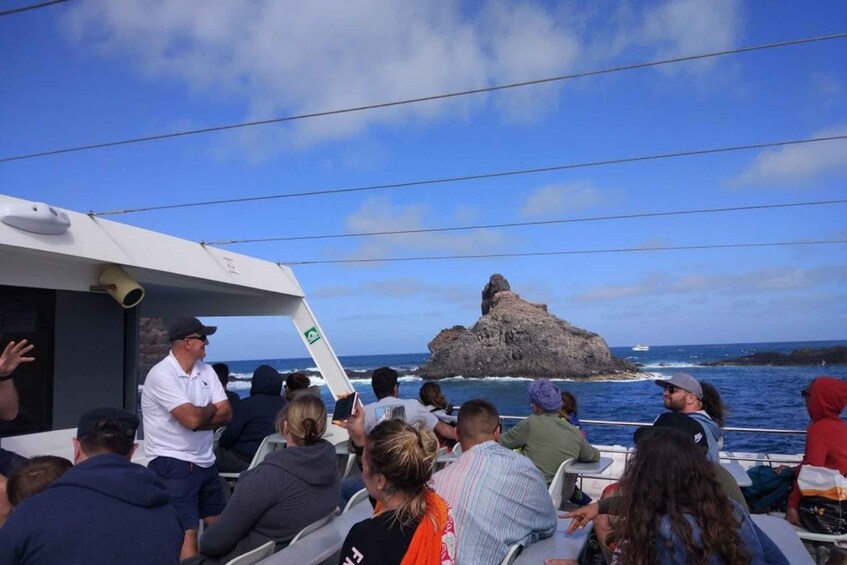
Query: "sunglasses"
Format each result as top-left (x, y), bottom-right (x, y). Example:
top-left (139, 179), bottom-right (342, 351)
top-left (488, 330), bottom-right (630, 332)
top-left (184, 335), bottom-right (208, 342)
top-left (666, 385), bottom-right (680, 394)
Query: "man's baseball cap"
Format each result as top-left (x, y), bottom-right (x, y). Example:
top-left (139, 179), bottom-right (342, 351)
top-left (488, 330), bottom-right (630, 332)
top-left (654, 372), bottom-right (703, 399)
top-left (633, 412), bottom-right (707, 453)
top-left (168, 317), bottom-right (218, 342)
top-left (77, 408), bottom-right (139, 439)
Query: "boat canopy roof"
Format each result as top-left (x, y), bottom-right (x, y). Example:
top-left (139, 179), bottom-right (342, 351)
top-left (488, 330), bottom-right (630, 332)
top-left (0, 195), bottom-right (306, 318)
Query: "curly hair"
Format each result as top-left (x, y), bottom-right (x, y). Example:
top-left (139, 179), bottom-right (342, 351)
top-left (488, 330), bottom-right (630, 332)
top-left (365, 419), bottom-right (439, 527)
top-left (611, 427), bottom-right (748, 565)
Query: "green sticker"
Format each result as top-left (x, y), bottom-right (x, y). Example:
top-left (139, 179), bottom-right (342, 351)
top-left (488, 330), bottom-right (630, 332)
top-left (304, 326), bottom-right (321, 345)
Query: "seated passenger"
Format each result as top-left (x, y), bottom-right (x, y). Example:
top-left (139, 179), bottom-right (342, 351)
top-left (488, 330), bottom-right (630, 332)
top-left (6, 455), bottom-right (72, 507)
top-left (217, 365), bottom-right (285, 472)
top-left (284, 372), bottom-right (320, 400)
top-left (499, 378), bottom-right (599, 485)
top-left (212, 363), bottom-right (241, 407)
top-left (0, 408), bottom-right (183, 564)
top-left (433, 399), bottom-right (555, 564)
top-left (786, 376), bottom-right (847, 534)
top-left (339, 403), bottom-right (456, 564)
top-left (419, 382), bottom-right (457, 448)
top-left (194, 394), bottom-right (340, 563)
top-left (567, 414), bottom-right (788, 564)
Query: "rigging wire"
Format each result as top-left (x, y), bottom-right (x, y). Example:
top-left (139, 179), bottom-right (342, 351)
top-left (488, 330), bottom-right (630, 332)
top-left (3, 31), bottom-right (847, 164)
top-left (91, 133), bottom-right (847, 216)
top-left (279, 239), bottom-right (847, 266)
top-left (203, 199), bottom-right (847, 246)
top-left (0, 0), bottom-right (70, 17)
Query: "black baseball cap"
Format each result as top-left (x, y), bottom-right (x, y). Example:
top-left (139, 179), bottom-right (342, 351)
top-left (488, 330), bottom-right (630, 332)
top-left (168, 317), bottom-right (217, 342)
top-left (633, 412), bottom-right (707, 452)
top-left (77, 408), bottom-right (139, 439)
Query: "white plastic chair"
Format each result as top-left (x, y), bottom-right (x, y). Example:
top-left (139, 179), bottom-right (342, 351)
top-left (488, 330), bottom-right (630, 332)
top-left (219, 434), bottom-right (279, 481)
top-left (548, 458), bottom-right (574, 510)
top-left (343, 488), bottom-right (370, 513)
top-left (341, 453), bottom-right (358, 479)
top-left (224, 540), bottom-right (275, 565)
top-left (288, 513), bottom-right (336, 545)
top-left (499, 543), bottom-right (523, 565)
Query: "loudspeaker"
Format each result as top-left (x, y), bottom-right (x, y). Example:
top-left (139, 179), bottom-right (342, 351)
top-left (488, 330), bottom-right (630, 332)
top-left (97, 265), bottom-right (145, 309)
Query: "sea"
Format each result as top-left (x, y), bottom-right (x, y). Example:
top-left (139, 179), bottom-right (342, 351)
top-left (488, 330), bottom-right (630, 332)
top-left (218, 340), bottom-right (847, 456)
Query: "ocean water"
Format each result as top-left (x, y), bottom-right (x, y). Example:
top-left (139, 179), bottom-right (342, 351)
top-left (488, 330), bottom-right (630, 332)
top-left (219, 340), bottom-right (847, 455)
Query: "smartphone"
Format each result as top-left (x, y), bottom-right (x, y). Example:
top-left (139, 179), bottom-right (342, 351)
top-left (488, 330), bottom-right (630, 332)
top-left (332, 392), bottom-right (358, 423)
top-left (374, 404), bottom-right (406, 425)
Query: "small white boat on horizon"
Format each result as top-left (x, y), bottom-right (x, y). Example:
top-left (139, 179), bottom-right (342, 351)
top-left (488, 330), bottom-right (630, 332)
top-left (632, 344), bottom-right (650, 352)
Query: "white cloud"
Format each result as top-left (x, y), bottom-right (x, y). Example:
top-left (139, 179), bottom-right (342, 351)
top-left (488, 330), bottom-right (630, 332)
top-left (573, 265), bottom-right (847, 302)
top-left (640, 0), bottom-right (742, 74)
top-left (337, 196), bottom-right (507, 261)
top-left (729, 125), bottom-right (847, 187)
top-left (60, 0), bottom-right (744, 154)
top-left (520, 182), bottom-right (613, 218)
top-left (61, 0), bottom-right (581, 150)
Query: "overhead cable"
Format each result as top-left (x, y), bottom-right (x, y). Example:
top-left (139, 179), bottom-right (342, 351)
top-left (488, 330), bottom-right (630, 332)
top-left (279, 239), bottom-right (847, 266)
top-left (91, 133), bottom-right (847, 216)
top-left (0, 0), bottom-right (70, 17)
top-left (3, 32), bottom-right (847, 164)
top-left (204, 199), bottom-right (847, 246)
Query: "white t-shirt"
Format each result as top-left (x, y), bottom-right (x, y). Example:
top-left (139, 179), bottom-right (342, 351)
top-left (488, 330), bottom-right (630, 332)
top-left (362, 397), bottom-right (439, 434)
top-left (141, 352), bottom-right (227, 467)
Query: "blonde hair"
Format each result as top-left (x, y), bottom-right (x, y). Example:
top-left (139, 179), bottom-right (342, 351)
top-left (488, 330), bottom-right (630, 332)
top-left (279, 394), bottom-right (327, 446)
top-left (366, 419), bottom-right (439, 526)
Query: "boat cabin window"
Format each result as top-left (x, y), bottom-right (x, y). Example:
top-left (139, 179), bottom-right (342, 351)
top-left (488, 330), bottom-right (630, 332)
top-left (0, 285), bottom-right (54, 437)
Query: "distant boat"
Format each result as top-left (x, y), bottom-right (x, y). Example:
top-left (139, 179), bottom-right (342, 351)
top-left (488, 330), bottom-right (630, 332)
top-left (632, 344), bottom-right (650, 352)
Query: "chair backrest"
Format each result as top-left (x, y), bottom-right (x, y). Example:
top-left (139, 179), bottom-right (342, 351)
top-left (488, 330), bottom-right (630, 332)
top-left (224, 540), bottom-right (275, 565)
top-left (343, 488), bottom-right (370, 513)
top-left (289, 512), bottom-right (336, 545)
top-left (499, 543), bottom-right (523, 565)
top-left (247, 434), bottom-right (280, 470)
top-left (341, 452), bottom-right (358, 479)
top-left (548, 458), bottom-right (574, 510)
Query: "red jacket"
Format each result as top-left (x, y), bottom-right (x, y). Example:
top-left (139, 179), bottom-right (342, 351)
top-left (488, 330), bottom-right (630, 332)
top-left (788, 376), bottom-right (847, 509)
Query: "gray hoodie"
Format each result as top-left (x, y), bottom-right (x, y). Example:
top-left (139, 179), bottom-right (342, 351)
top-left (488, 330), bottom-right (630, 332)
top-left (198, 439), bottom-right (340, 563)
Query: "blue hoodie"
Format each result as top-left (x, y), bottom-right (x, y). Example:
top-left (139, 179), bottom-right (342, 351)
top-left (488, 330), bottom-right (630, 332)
top-left (218, 365), bottom-right (286, 459)
top-left (0, 453), bottom-right (183, 565)
top-left (689, 411), bottom-right (724, 464)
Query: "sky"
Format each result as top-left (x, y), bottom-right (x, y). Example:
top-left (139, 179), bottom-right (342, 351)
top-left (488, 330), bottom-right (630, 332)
top-left (1, 0), bottom-right (846, 361)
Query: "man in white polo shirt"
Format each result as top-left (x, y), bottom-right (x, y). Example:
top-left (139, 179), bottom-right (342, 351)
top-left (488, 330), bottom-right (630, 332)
top-left (142, 317), bottom-right (232, 560)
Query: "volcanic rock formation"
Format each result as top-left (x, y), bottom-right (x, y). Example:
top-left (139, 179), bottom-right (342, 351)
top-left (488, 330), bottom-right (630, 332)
top-left (421, 274), bottom-right (638, 379)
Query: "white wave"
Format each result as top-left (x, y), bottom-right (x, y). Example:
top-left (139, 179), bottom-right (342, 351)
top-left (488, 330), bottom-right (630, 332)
top-left (227, 381), bottom-right (251, 391)
top-left (640, 362), bottom-right (699, 369)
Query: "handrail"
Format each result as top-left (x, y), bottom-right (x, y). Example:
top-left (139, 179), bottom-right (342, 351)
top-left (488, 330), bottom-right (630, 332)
top-left (500, 415), bottom-right (806, 436)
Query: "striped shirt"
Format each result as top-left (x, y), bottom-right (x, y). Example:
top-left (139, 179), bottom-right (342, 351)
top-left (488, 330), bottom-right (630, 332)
top-left (432, 441), bottom-right (557, 565)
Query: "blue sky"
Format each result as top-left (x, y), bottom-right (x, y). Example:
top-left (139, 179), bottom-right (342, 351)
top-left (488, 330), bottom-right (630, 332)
top-left (1, 0), bottom-right (845, 361)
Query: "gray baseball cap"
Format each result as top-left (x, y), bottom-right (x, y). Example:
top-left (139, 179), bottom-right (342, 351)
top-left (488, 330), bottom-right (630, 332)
top-left (655, 372), bottom-right (703, 399)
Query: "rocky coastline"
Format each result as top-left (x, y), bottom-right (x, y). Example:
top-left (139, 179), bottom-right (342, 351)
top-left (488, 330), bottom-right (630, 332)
top-left (420, 274), bottom-right (639, 380)
top-left (701, 346), bottom-right (846, 367)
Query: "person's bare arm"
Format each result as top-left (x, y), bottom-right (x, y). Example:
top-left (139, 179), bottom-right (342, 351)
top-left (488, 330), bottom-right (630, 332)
top-left (0, 381), bottom-right (19, 421)
top-left (197, 400), bottom-right (231, 430)
top-left (171, 403), bottom-right (218, 431)
top-left (434, 420), bottom-right (457, 441)
top-left (0, 340), bottom-right (35, 421)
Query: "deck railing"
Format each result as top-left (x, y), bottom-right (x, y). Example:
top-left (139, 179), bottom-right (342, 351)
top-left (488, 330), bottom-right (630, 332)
top-left (499, 415), bottom-right (805, 470)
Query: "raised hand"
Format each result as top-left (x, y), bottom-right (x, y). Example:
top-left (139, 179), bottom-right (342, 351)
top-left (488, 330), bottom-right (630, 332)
top-left (0, 340), bottom-right (35, 378)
